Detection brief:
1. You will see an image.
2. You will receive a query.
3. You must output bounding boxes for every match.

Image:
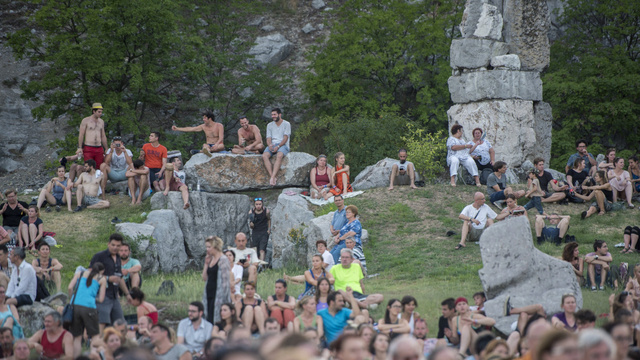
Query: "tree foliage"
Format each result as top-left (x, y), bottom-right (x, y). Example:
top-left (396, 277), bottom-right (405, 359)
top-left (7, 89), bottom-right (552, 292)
top-left (543, 0), bottom-right (640, 170)
top-left (303, 0), bottom-right (463, 130)
top-left (402, 125), bottom-right (447, 180)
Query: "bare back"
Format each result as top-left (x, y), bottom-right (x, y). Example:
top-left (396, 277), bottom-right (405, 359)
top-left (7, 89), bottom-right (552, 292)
top-left (79, 116), bottom-right (105, 147)
top-left (202, 122), bottom-right (224, 145)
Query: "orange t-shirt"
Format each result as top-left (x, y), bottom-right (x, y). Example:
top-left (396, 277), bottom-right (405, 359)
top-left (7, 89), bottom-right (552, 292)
top-left (142, 143), bottom-right (167, 169)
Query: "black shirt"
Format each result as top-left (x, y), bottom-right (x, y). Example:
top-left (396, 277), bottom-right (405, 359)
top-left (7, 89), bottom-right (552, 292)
top-left (567, 169), bottom-right (588, 187)
top-left (437, 316), bottom-right (450, 339)
top-left (251, 209), bottom-right (269, 233)
top-left (1, 201), bottom-right (29, 227)
top-left (536, 171), bottom-right (555, 192)
top-left (90, 249), bottom-right (122, 299)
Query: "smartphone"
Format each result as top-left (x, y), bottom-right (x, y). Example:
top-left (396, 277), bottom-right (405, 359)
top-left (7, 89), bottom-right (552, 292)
top-left (513, 210), bottom-right (525, 215)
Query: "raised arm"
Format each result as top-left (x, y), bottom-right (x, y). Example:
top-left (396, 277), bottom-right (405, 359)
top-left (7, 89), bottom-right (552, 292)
top-left (171, 124), bottom-right (204, 133)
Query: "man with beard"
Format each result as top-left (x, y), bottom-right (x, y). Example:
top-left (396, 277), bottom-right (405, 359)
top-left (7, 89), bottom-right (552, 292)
top-left (120, 243), bottom-right (141, 290)
top-left (73, 160), bottom-right (110, 212)
top-left (77, 103), bottom-right (108, 169)
top-left (232, 116), bottom-right (264, 154)
top-left (177, 302), bottom-right (212, 358)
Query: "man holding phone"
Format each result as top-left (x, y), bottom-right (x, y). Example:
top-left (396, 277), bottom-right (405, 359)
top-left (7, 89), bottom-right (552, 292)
top-left (495, 194), bottom-right (528, 221)
top-left (100, 136), bottom-right (134, 199)
top-left (388, 149), bottom-right (418, 190)
top-left (229, 232), bottom-right (259, 284)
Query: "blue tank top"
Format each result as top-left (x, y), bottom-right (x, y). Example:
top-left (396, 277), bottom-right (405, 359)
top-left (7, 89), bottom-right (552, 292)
top-left (52, 179), bottom-right (67, 199)
top-left (72, 277), bottom-right (100, 308)
top-left (633, 172), bottom-right (640, 192)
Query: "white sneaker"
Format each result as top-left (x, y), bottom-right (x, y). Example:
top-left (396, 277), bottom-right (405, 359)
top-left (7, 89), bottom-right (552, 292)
top-left (368, 303), bottom-right (378, 310)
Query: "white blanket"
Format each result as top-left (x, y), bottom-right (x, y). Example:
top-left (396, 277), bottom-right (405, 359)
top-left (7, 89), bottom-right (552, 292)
top-left (299, 191), bottom-right (365, 206)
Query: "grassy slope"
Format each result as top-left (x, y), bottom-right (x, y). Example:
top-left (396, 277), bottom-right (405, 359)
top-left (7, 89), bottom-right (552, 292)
top-left (24, 183), bottom-right (635, 329)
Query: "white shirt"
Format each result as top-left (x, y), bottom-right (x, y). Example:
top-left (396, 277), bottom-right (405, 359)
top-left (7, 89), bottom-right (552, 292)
top-left (447, 136), bottom-right (470, 165)
top-left (230, 247), bottom-right (260, 265)
top-left (6, 260), bottom-right (37, 301)
top-left (397, 160), bottom-right (414, 172)
top-left (266, 120), bottom-right (291, 148)
top-left (322, 250), bottom-right (335, 271)
top-left (467, 140), bottom-right (493, 165)
top-left (174, 170), bottom-right (186, 184)
top-left (105, 148), bottom-right (133, 171)
top-left (176, 318), bottom-right (213, 353)
top-left (460, 204), bottom-right (497, 229)
top-left (231, 264), bottom-right (243, 294)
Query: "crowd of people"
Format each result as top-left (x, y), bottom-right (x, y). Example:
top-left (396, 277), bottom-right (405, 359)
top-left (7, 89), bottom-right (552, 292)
top-left (1, 105), bottom-right (640, 360)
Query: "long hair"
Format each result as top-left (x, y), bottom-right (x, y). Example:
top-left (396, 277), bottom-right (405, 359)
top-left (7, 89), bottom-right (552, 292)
top-left (315, 277), bottom-right (331, 304)
top-left (384, 299), bottom-right (400, 324)
top-left (87, 262), bottom-right (105, 287)
top-left (562, 242), bottom-right (579, 263)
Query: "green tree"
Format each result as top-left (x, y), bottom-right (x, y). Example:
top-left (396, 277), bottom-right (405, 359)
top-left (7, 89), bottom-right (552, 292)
top-left (543, 0), bottom-right (640, 170)
top-left (8, 0), bottom-right (183, 149)
top-left (303, 0), bottom-right (462, 130)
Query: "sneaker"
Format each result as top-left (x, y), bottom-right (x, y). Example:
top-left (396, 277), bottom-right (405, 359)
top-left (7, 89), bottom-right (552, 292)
top-left (581, 211), bottom-right (587, 220)
top-left (45, 206), bottom-right (52, 213)
top-left (492, 200), bottom-right (504, 210)
top-left (591, 286), bottom-right (597, 291)
top-left (111, 217), bottom-right (123, 225)
top-left (55, 205), bottom-right (60, 212)
top-left (73, 206), bottom-right (83, 212)
top-left (599, 286), bottom-right (605, 290)
top-left (368, 303), bottom-right (378, 310)
top-left (629, 204), bottom-right (635, 209)
top-left (503, 295), bottom-right (511, 316)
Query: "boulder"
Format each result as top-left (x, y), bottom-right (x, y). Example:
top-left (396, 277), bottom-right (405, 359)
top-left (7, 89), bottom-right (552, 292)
top-left (459, 0), bottom-right (503, 38)
top-left (19, 302), bottom-right (55, 337)
top-left (311, 0), bottom-right (326, 9)
top-left (105, 180), bottom-right (129, 194)
top-left (448, 69), bottom-right (543, 104)
top-left (302, 24), bottom-right (316, 34)
top-left (248, 33), bottom-right (293, 66)
top-left (491, 54), bottom-right (521, 70)
top-left (447, 100), bottom-right (544, 168)
top-left (247, 16), bottom-right (264, 26)
top-left (546, 168), bottom-right (567, 183)
top-left (352, 158), bottom-right (397, 191)
top-left (184, 152), bottom-right (316, 192)
top-left (261, 25), bottom-right (275, 32)
top-left (143, 210), bottom-right (190, 272)
top-left (478, 216), bottom-right (582, 334)
top-left (532, 101), bottom-right (553, 166)
top-left (270, 191), bottom-right (315, 269)
top-left (0, 158), bottom-right (21, 174)
top-left (115, 222), bottom-right (158, 274)
top-left (502, 0), bottom-right (550, 71)
top-left (450, 39), bottom-right (509, 70)
top-left (473, 3), bottom-right (503, 40)
top-left (151, 192), bottom-right (252, 263)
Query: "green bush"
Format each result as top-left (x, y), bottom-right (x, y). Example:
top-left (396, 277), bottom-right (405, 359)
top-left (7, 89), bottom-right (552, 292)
top-left (402, 124), bottom-right (447, 179)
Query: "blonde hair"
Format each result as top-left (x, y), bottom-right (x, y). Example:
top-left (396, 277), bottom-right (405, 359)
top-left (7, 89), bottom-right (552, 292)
top-left (102, 327), bottom-right (122, 344)
top-left (296, 296), bottom-right (315, 312)
top-left (205, 236), bottom-right (223, 251)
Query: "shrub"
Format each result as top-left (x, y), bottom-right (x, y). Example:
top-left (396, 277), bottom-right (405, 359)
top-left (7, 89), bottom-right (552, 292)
top-left (402, 124), bottom-right (447, 179)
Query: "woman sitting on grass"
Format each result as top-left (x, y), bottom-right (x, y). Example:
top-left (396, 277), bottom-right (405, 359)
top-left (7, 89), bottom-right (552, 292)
top-left (17, 205), bottom-right (43, 249)
top-left (284, 254), bottom-right (335, 299)
top-left (608, 157), bottom-right (635, 208)
top-left (211, 303), bottom-right (241, 339)
top-left (399, 295), bottom-right (421, 334)
top-left (573, 170), bottom-right (617, 219)
top-left (551, 294), bottom-right (577, 332)
top-left (290, 296), bottom-right (324, 338)
top-left (235, 281), bottom-right (267, 335)
top-left (377, 299), bottom-right (411, 339)
top-left (315, 277), bottom-right (332, 312)
top-left (36, 165), bottom-right (72, 212)
top-left (625, 263), bottom-right (640, 303)
top-left (561, 243), bottom-right (584, 285)
top-left (130, 287), bottom-right (158, 325)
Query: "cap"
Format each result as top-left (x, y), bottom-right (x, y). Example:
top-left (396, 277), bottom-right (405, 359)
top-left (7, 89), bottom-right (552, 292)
top-left (454, 297), bottom-right (468, 306)
top-left (92, 103), bottom-right (103, 109)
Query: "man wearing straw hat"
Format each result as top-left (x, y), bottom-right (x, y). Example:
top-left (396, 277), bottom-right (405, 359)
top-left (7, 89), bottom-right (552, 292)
top-left (77, 103), bottom-right (108, 169)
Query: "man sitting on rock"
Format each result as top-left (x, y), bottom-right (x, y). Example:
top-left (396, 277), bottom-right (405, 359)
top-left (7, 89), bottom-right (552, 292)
top-left (565, 139), bottom-right (597, 176)
top-left (159, 157), bottom-right (190, 210)
top-left (0, 190), bottom-right (28, 246)
top-left (100, 136), bottom-right (133, 199)
top-left (232, 116), bottom-right (264, 154)
top-left (388, 149), bottom-right (417, 190)
top-left (230, 232), bottom-right (259, 284)
top-left (456, 192), bottom-right (497, 250)
top-left (585, 239), bottom-right (612, 291)
top-left (532, 157), bottom-right (568, 204)
top-left (262, 108), bottom-right (291, 186)
top-left (120, 243), bottom-right (141, 290)
top-left (330, 195), bottom-right (347, 238)
top-left (139, 131), bottom-right (168, 191)
top-left (534, 213), bottom-right (571, 245)
top-left (486, 161), bottom-right (525, 209)
top-left (330, 249), bottom-right (383, 310)
top-left (172, 111), bottom-right (224, 157)
top-left (126, 159), bottom-right (151, 206)
top-left (73, 160), bottom-right (110, 212)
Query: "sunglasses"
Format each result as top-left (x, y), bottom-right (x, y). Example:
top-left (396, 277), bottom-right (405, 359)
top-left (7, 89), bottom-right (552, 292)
top-left (254, 198), bottom-right (262, 201)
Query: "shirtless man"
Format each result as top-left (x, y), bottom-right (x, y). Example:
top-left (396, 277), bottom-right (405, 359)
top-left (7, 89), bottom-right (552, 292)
top-left (77, 103), bottom-right (108, 169)
top-left (126, 160), bottom-right (151, 205)
top-left (172, 111), bottom-right (224, 157)
top-left (232, 116), bottom-right (264, 154)
top-left (73, 160), bottom-right (110, 212)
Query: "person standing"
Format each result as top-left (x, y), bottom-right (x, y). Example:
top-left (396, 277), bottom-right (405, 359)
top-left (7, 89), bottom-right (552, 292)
top-left (89, 233), bottom-right (133, 332)
top-left (77, 103), bottom-right (108, 169)
top-left (201, 236), bottom-right (231, 324)
top-left (67, 263), bottom-right (107, 357)
top-left (172, 111), bottom-right (224, 157)
top-left (262, 108), bottom-right (291, 186)
top-left (249, 198), bottom-right (270, 261)
top-left (139, 132), bottom-right (168, 191)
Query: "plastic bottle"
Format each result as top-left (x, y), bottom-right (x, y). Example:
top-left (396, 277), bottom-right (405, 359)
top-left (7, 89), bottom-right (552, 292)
top-left (197, 179), bottom-right (201, 192)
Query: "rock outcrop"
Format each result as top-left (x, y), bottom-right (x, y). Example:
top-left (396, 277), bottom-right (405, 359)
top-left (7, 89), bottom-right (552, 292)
top-left (184, 152), bottom-right (316, 192)
top-left (448, 0), bottom-right (552, 169)
top-left (352, 158), bottom-right (420, 191)
top-left (19, 302), bottom-right (55, 337)
top-left (478, 217), bottom-right (582, 334)
top-left (248, 33), bottom-right (293, 66)
top-left (270, 189), bottom-right (316, 269)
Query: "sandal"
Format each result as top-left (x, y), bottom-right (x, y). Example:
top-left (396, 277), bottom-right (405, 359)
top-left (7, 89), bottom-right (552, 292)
top-left (621, 247), bottom-right (630, 253)
top-left (455, 243), bottom-right (466, 250)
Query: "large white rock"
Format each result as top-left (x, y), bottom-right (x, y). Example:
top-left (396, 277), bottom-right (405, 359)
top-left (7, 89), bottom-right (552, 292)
top-left (115, 222), bottom-right (158, 274)
top-left (151, 192), bottom-right (252, 264)
top-left (352, 158), bottom-right (397, 191)
top-left (450, 39), bottom-right (509, 70)
top-left (270, 190), bottom-right (316, 269)
top-left (143, 210), bottom-right (190, 272)
top-left (491, 54), bottom-right (521, 70)
top-left (184, 152), bottom-right (316, 192)
top-left (479, 216), bottom-right (582, 334)
top-left (473, 3), bottom-right (503, 40)
top-left (19, 302), bottom-right (55, 337)
top-left (248, 33), bottom-right (293, 66)
top-left (448, 69), bottom-right (543, 104)
top-left (447, 100), bottom-right (549, 168)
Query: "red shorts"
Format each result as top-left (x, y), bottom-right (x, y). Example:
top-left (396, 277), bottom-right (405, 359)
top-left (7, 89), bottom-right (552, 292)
top-left (160, 178), bottom-right (185, 192)
top-left (83, 145), bottom-right (104, 168)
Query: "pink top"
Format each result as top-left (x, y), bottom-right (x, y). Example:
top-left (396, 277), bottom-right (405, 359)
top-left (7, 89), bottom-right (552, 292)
top-left (608, 170), bottom-right (630, 191)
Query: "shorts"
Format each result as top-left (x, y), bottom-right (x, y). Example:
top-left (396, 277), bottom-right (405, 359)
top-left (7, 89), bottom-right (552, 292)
top-left (310, 186), bottom-right (330, 198)
top-left (160, 177), bottom-right (185, 192)
top-left (148, 168), bottom-right (162, 185)
top-left (394, 174), bottom-right (411, 186)
top-left (127, 187), bottom-right (152, 200)
top-left (70, 305), bottom-right (100, 337)
top-left (352, 291), bottom-right (368, 301)
top-left (82, 195), bottom-right (101, 206)
top-left (542, 227), bottom-right (560, 242)
top-left (251, 231), bottom-right (269, 253)
top-left (12, 294), bottom-right (33, 308)
top-left (489, 191), bottom-right (506, 203)
top-left (96, 296), bottom-right (124, 325)
top-left (83, 145), bottom-right (105, 169)
top-left (591, 200), bottom-right (613, 213)
top-left (108, 169), bottom-right (128, 182)
top-left (264, 145), bottom-right (290, 156)
top-left (467, 227), bottom-right (485, 242)
top-left (54, 195), bottom-right (65, 205)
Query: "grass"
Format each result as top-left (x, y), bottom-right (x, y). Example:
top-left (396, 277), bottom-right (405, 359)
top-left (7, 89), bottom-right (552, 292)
top-left (16, 182), bottom-right (640, 333)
